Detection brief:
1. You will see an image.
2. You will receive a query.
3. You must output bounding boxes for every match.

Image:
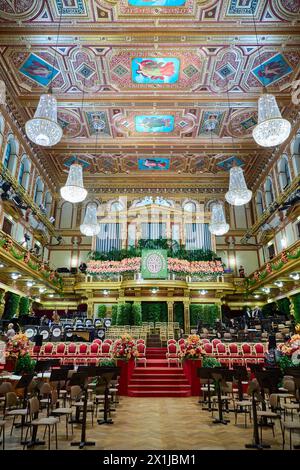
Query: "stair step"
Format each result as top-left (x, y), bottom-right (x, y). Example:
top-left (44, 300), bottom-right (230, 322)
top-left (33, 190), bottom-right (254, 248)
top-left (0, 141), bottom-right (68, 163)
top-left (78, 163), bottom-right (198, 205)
top-left (128, 390), bottom-right (191, 397)
top-left (128, 384), bottom-right (190, 390)
top-left (130, 379), bottom-right (189, 385)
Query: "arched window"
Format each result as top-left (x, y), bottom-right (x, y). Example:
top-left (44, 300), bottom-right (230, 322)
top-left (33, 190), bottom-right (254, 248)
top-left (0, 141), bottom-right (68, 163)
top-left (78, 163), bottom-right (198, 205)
top-left (110, 201), bottom-right (124, 212)
top-left (256, 191), bottom-right (264, 217)
top-left (60, 201), bottom-right (73, 229)
top-left (278, 155), bottom-right (291, 190)
top-left (264, 177), bottom-right (274, 207)
top-left (183, 201), bottom-right (197, 212)
top-left (291, 132), bottom-right (300, 176)
top-left (34, 177), bottom-right (44, 206)
top-left (3, 135), bottom-right (18, 175)
top-left (18, 155), bottom-right (31, 190)
top-left (44, 191), bottom-right (53, 217)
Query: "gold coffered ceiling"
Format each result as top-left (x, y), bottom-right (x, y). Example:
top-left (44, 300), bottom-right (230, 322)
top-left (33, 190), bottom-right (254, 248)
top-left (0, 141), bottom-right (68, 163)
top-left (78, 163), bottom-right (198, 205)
top-left (0, 0), bottom-right (299, 192)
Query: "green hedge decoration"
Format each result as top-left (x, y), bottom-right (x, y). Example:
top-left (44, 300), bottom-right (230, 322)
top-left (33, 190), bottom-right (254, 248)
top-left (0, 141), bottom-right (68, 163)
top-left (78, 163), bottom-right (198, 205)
top-left (174, 302), bottom-right (184, 327)
top-left (97, 304), bottom-right (107, 319)
top-left (111, 305), bottom-right (118, 326)
top-left (132, 302), bottom-right (142, 326)
top-left (190, 304), bottom-right (219, 327)
top-left (116, 303), bottom-right (132, 325)
top-left (19, 297), bottom-right (30, 316)
top-left (3, 292), bottom-right (20, 319)
top-left (14, 354), bottom-right (36, 374)
top-left (291, 293), bottom-right (300, 324)
top-left (141, 302), bottom-right (168, 323)
top-left (277, 298), bottom-right (291, 318)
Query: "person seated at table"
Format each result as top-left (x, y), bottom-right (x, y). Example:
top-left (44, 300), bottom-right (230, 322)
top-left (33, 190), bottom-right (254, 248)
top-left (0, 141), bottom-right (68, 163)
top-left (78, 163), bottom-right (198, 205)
top-left (6, 323), bottom-right (16, 340)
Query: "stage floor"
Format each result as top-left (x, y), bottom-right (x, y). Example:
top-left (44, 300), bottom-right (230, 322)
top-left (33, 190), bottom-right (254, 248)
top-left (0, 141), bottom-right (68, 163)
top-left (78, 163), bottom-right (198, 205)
top-left (4, 396), bottom-right (291, 451)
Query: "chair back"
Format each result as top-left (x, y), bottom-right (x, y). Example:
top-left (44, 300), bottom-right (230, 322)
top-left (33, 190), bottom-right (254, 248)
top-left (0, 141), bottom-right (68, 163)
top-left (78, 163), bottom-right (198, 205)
top-left (0, 382), bottom-right (13, 395)
top-left (229, 343), bottom-right (238, 354)
top-left (93, 339), bottom-right (102, 345)
top-left (70, 385), bottom-right (82, 401)
top-left (167, 339), bottom-right (176, 345)
top-left (90, 343), bottom-right (99, 354)
top-left (137, 343), bottom-right (146, 354)
top-left (216, 343), bottom-right (226, 354)
top-left (136, 339), bottom-right (145, 344)
top-left (104, 339), bottom-right (112, 345)
top-left (101, 343), bottom-right (111, 353)
top-left (212, 338), bottom-right (221, 348)
top-left (44, 342), bottom-right (54, 354)
top-left (40, 382), bottom-right (52, 396)
top-left (178, 338), bottom-right (185, 345)
top-left (241, 343), bottom-right (251, 354)
top-left (67, 343), bottom-right (77, 354)
top-left (5, 391), bottom-right (18, 408)
top-left (204, 343), bottom-right (213, 353)
top-left (28, 396), bottom-right (40, 417)
top-left (202, 338), bottom-right (210, 344)
top-left (167, 343), bottom-right (177, 354)
top-left (56, 343), bottom-right (66, 354)
top-left (79, 343), bottom-right (88, 354)
top-left (254, 343), bottom-right (264, 354)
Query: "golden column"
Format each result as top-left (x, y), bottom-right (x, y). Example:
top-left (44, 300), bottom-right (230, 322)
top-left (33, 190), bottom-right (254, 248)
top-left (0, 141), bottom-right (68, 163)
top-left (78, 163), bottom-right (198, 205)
top-left (86, 291), bottom-right (94, 319)
top-left (167, 301), bottom-right (174, 323)
top-left (184, 301), bottom-right (190, 335)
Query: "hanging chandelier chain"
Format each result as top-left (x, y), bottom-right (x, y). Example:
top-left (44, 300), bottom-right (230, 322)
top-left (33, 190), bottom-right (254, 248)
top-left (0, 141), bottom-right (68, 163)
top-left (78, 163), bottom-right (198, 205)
top-left (48, 5), bottom-right (64, 94)
top-left (251, 4), bottom-right (266, 92)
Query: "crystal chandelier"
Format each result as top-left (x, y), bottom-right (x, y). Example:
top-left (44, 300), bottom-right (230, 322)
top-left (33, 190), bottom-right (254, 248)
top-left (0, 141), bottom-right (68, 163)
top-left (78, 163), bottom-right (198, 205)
top-left (25, 94), bottom-right (63, 147)
top-left (225, 166), bottom-right (252, 206)
top-left (252, 94), bottom-right (291, 147)
top-left (80, 204), bottom-right (100, 236)
top-left (208, 203), bottom-right (229, 236)
top-left (60, 163), bottom-right (87, 203)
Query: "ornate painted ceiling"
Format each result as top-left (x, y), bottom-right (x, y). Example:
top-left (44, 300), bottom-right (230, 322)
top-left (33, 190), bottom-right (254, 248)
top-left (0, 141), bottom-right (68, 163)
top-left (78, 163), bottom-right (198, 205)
top-left (0, 0), bottom-right (299, 192)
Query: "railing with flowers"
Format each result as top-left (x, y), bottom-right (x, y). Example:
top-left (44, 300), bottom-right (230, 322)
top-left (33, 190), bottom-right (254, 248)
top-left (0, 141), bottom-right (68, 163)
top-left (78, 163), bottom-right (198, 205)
top-left (111, 334), bottom-right (138, 361)
top-left (87, 258), bottom-right (224, 278)
top-left (0, 231), bottom-right (63, 290)
top-left (247, 239), bottom-right (300, 289)
top-left (178, 334), bottom-right (206, 361)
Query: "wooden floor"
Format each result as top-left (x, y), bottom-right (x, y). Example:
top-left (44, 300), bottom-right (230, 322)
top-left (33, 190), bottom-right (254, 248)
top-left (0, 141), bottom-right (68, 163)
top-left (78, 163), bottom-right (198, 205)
top-left (3, 396), bottom-right (300, 451)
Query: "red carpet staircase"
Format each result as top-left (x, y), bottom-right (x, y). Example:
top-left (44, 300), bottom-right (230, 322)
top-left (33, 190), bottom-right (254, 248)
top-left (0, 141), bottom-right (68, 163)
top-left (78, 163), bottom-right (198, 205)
top-left (128, 334), bottom-right (191, 397)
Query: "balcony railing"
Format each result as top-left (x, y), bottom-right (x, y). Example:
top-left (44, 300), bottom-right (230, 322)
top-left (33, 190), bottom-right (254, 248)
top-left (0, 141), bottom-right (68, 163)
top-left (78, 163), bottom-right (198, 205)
top-left (247, 239), bottom-right (300, 289)
top-left (0, 230), bottom-right (62, 290)
top-left (241, 174), bottom-right (300, 243)
top-left (0, 162), bottom-right (55, 234)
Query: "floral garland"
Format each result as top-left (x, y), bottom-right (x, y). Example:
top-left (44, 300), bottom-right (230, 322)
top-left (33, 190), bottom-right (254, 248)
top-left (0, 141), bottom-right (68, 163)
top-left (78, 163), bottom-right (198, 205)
top-left (0, 234), bottom-right (63, 289)
top-left (248, 247), bottom-right (300, 286)
top-left (111, 334), bottom-right (138, 361)
top-left (178, 334), bottom-right (206, 360)
top-left (87, 258), bottom-right (224, 276)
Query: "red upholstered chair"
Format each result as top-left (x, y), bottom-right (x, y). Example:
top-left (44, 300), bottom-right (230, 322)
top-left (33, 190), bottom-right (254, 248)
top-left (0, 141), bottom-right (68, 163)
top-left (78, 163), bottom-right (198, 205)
top-left (135, 343), bottom-right (147, 367)
top-left (216, 343), bottom-right (226, 355)
top-left (103, 339), bottom-right (112, 345)
top-left (241, 343), bottom-right (251, 356)
top-left (253, 343), bottom-right (264, 355)
top-left (67, 343), bottom-right (77, 355)
top-left (90, 342), bottom-right (100, 355)
top-left (100, 342), bottom-right (111, 357)
top-left (212, 338), bottom-right (221, 350)
top-left (43, 343), bottom-right (54, 356)
top-left (178, 338), bottom-right (185, 346)
top-left (32, 345), bottom-right (41, 358)
top-left (55, 343), bottom-right (66, 357)
top-left (202, 338), bottom-right (210, 344)
top-left (166, 343), bottom-right (179, 367)
top-left (179, 342), bottom-right (186, 352)
top-left (204, 343), bottom-right (213, 354)
top-left (228, 343), bottom-right (239, 355)
top-left (76, 343), bottom-right (89, 365)
top-left (93, 339), bottom-right (102, 346)
top-left (167, 339), bottom-right (177, 345)
top-left (136, 339), bottom-right (145, 345)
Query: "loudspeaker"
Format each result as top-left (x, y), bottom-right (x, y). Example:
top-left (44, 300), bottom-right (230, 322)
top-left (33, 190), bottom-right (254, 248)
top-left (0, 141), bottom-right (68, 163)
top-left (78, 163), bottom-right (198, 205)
top-left (35, 334), bottom-right (43, 347)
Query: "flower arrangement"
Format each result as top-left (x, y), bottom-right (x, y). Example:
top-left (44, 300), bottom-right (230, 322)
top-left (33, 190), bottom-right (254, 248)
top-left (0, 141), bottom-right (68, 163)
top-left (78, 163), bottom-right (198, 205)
top-left (178, 334), bottom-right (206, 360)
top-left (277, 333), bottom-right (300, 366)
top-left (87, 257), bottom-right (224, 276)
top-left (5, 333), bottom-right (36, 373)
top-left (111, 334), bottom-right (138, 361)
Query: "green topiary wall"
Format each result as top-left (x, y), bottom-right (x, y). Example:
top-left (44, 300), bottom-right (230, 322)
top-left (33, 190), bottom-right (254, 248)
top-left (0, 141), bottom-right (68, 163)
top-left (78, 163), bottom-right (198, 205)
top-left (190, 304), bottom-right (219, 327)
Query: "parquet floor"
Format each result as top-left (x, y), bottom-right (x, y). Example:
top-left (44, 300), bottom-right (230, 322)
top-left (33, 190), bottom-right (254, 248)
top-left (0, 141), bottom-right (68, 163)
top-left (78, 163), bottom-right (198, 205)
top-left (3, 397), bottom-right (299, 451)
